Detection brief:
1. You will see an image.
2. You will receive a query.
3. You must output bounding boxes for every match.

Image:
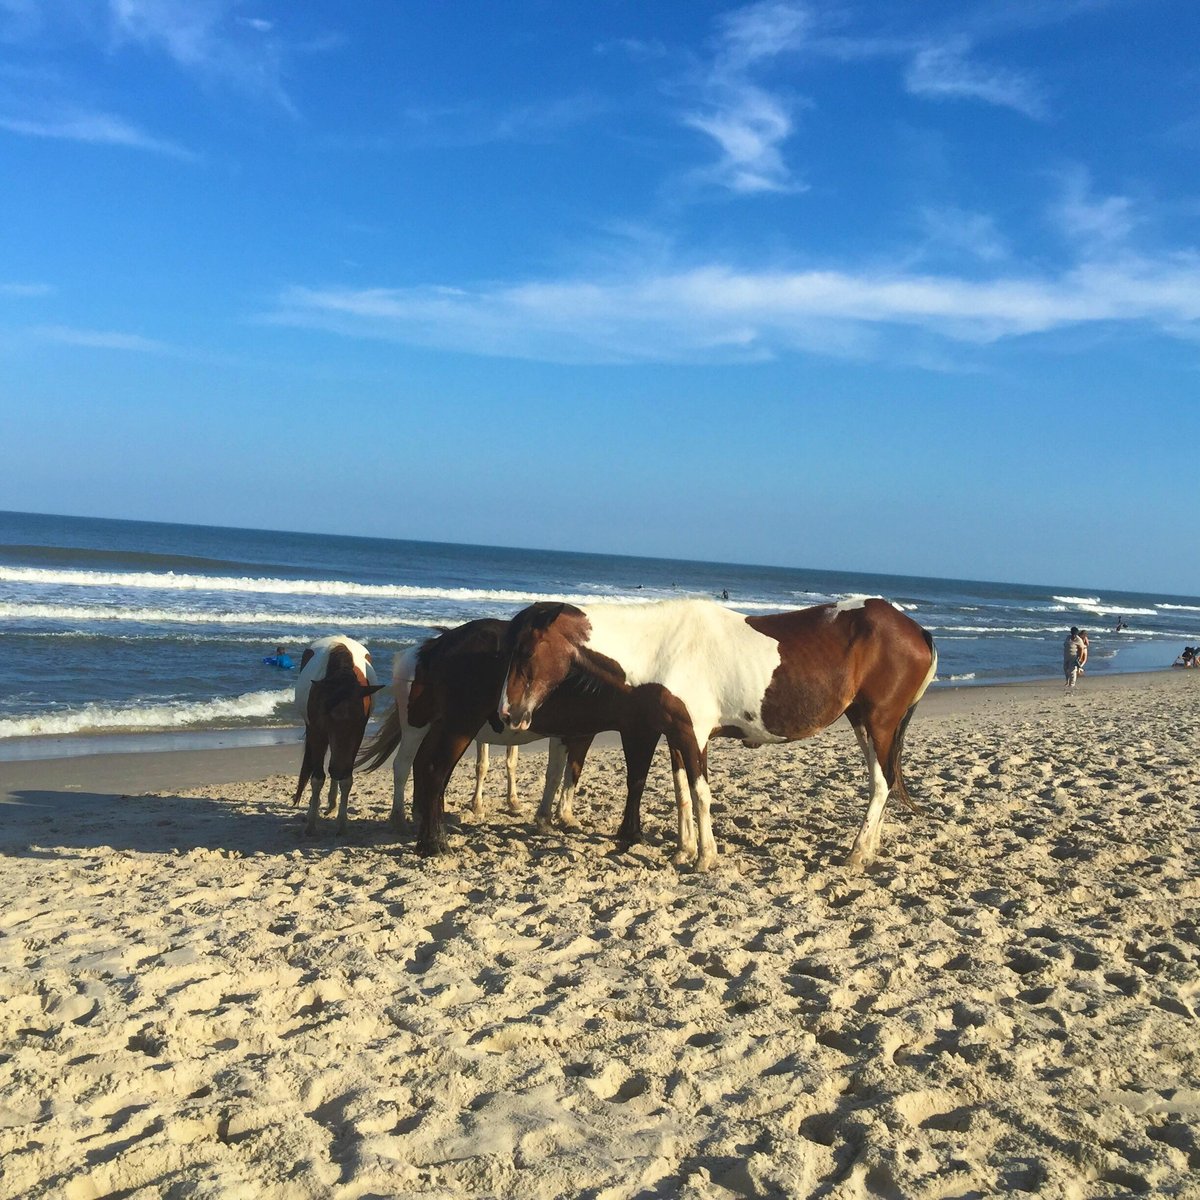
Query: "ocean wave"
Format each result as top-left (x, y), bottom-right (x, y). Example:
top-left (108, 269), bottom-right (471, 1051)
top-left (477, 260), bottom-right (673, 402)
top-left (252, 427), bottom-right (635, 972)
top-left (947, 673), bottom-right (976, 681)
top-left (0, 563), bottom-right (798, 613)
top-left (0, 602), bottom-right (433, 628)
top-left (1050, 594), bottom-right (1159, 618)
top-left (1158, 603), bottom-right (1200, 613)
top-left (0, 687), bottom-right (295, 739)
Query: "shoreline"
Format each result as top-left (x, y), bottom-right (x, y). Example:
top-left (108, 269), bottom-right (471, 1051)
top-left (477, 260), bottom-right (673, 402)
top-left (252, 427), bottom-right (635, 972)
top-left (1, 668), bottom-right (1193, 803)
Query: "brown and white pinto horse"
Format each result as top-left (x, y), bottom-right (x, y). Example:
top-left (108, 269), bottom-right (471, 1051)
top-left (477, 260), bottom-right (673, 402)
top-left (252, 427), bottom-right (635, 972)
top-left (294, 636), bottom-right (384, 836)
top-left (359, 618), bottom-right (689, 856)
top-left (500, 597), bottom-right (937, 871)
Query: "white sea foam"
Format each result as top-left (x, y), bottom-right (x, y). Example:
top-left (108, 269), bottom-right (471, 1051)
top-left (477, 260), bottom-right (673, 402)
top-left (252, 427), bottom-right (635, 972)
top-left (948, 673), bottom-right (976, 681)
top-left (0, 564), bottom-right (797, 613)
top-left (1158, 603), bottom-right (1200, 613)
top-left (0, 603), bottom-right (423, 628)
top-left (0, 688), bottom-right (294, 739)
top-left (1050, 595), bottom-right (1158, 618)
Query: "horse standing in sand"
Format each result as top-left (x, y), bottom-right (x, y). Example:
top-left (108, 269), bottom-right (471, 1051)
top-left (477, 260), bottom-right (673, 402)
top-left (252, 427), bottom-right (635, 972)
top-left (359, 623), bottom-right (577, 832)
top-left (359, 618), bottom-right (691, 856)
top-left (499, 597), bottom-right (937, 871)
top-left (294, 636), bottom-right (384, 836)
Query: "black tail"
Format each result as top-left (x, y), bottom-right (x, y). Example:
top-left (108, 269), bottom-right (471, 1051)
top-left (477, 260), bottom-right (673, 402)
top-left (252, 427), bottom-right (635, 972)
top-left (293, 737), bottom-right (316, 805)
top-left (357, 702), bottom-right (403, 772)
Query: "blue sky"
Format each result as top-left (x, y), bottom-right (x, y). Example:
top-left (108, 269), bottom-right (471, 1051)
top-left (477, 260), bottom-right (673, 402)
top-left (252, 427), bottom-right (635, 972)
top-left (1, 1), bottom-right (1198, 595)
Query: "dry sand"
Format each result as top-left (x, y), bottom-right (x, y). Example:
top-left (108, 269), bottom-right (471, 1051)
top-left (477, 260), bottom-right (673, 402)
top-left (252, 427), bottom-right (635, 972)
top-left (2, 672), bottom-right (1199, 1199)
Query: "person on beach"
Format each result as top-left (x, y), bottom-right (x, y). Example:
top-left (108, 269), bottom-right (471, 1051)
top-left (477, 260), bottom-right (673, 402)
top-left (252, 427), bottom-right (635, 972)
top-left (1064, 626), bottom-right (1087, 689)
top-left (1175, 647), bottom-right (1196, 668)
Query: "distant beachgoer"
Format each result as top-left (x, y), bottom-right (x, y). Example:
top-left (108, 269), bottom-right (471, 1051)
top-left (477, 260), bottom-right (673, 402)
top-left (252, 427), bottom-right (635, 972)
top-left (1063, 626), bottom-right (1087, 689)
top-left (1175, 646), bottom-right (1197, 668)
top-left (1112, 618), bottom-right (1128, 633)
top-left (721, 588), bottom-right (730, 601)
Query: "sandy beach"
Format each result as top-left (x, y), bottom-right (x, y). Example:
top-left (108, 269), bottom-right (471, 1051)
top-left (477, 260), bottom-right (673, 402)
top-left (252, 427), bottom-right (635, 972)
top-left (2, 671), bottom-right (1199, 1199)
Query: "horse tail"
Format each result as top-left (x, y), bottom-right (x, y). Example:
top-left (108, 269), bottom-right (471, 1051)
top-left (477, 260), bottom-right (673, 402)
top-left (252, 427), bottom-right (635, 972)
top-left (357, 700), bottom-right (403, 772)
top-left (293, 737), bottom-right (316, 805)
top-left (887, 629), bottom-right (937, 812)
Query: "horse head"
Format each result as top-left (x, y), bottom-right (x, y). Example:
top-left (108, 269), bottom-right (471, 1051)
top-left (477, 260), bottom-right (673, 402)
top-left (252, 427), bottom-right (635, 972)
top-left (499, 602), bottom-right (584, 730)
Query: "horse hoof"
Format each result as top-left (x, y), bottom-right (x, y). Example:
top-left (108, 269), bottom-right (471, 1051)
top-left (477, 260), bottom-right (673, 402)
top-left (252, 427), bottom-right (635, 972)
top-left (417, 838), bottom-right (449, 857)
top-left (671, 849), bottom-right (695, 867)
top-left (304, 824), bottom-right (318, 838)
top-left (694, 852), bottom-right (717, 873)
top-left (844, 850), bottom-right (868, 871)
top-left (558, 817), bottom-right (581, 832)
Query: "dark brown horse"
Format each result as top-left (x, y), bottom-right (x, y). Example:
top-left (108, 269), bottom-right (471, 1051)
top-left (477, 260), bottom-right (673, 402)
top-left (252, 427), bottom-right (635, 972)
top-left (359, 618), bottom-right (691, 856)
top-left (500, 597), bottom-right (937, 871)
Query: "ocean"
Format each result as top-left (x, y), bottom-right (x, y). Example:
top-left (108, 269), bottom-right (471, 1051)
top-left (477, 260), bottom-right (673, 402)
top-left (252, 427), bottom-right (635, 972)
top-left (2, 509), bottom-right (1197, 760)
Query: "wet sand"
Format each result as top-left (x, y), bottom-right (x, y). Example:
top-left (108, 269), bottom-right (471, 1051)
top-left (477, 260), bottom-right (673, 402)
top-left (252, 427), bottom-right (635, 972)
top-left (2, 670), bottom-right (1199, 1198)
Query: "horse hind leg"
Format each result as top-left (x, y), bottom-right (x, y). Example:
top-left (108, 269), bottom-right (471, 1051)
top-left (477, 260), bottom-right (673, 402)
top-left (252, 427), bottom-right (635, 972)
top-left (845, 714), bottom-right (890, 871)
top-left (335, 775), bottom-right (352, 835)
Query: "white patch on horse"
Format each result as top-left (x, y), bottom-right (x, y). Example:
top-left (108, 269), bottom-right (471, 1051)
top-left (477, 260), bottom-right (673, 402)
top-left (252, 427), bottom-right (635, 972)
top-left (294, 634), bottom-right (378, 716)
top-left (830, 595), bottom-right (875, 616)
top-left (579, 600), bottom-right (785, 746)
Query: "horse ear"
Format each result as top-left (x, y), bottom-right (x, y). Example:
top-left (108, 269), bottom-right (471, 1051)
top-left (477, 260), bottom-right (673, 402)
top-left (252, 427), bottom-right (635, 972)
top-left (530, 602), bottom-right (567, 631)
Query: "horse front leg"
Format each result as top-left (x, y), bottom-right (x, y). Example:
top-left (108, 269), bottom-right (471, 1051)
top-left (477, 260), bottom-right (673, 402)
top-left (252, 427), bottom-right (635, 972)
top-left (535, 739), bottom-right (568, 831)
top-left (412, 727), bottom-right (473, 856)
top-left (504, 744), bottom-right (521, 814)
top-left (615, 730), bottom-right (657, 847)
top-left (555, 736), bottom-right (590, 830)
top-left (668, 745), bottom-right (698, 865)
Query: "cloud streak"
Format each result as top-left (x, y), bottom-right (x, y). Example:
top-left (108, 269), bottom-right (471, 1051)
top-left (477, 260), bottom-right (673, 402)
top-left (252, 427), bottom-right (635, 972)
top-left (904, 37), bottom-right (1046, 118)
top-left (30, 324), bottom-right (171, 352)
top-left (0, 107), bottom-right (193, 156)
top-left (268, 252), bottom-right (1200, 366)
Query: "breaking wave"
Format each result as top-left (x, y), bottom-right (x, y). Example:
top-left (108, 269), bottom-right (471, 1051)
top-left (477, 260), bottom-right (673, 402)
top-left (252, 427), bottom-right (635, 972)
top-left (0, 687), bottom-right (295, 739)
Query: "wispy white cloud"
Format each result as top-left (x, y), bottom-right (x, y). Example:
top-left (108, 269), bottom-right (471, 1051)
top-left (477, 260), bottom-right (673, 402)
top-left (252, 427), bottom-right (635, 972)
top-left (0, 106), bottom-right (193, 156)
top-left (401, 93), bottom-right (609, 148)
top-left (681, 1), bottom-right (813, 195)
top-left (30, 324), bottom-right (171, 352)
top-left (682, 84), bottom-right (800, 194)
top-left (107, 0), bottom-right (294, 110)
top-left (0, 281), bottom-right (54, 297)
top-left (904, 37), bottom-right (1046, 118)
top-left (267, 250), bottom-right (1200, 366)
top-left (916, 206), bottom-right (1010, 264)
top-left (1051, 166), bottom-right (1137, 247)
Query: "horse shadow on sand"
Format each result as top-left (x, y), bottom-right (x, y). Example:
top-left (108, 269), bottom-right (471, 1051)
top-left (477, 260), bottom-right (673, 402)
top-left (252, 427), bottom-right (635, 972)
top-left (0, 765), bottom-right (893, 873)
